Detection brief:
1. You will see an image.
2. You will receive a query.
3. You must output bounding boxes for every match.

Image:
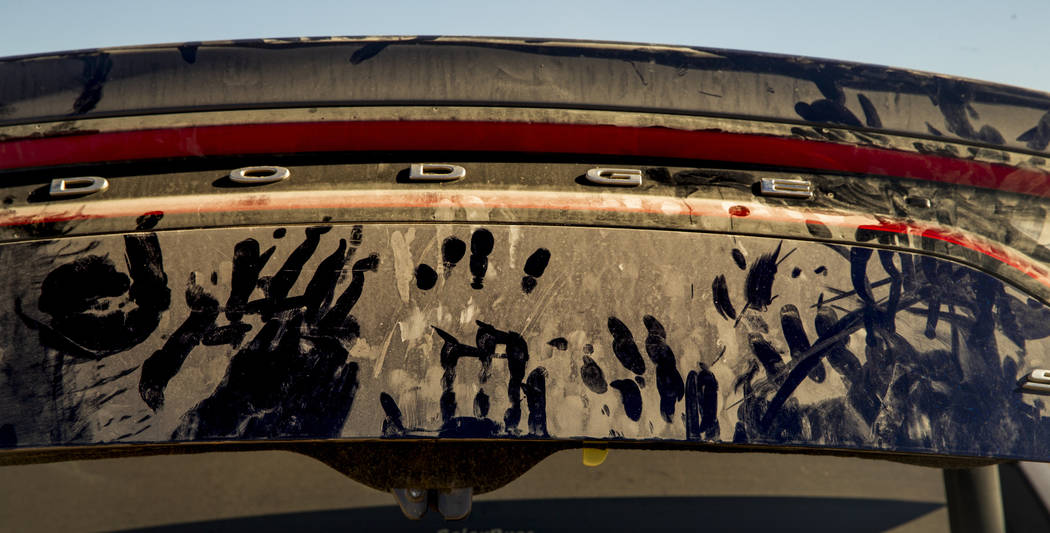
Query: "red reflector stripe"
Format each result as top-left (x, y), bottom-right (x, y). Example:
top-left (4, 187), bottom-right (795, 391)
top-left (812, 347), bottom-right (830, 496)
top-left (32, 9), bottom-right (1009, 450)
top-left (0, 190), bottom-right (1047, 290)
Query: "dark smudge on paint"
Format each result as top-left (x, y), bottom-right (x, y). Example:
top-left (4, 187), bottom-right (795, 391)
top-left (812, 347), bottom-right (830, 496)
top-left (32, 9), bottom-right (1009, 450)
top-left (607, 317), bottom-right (646, 375)
top-left (469, 230), bottom-right (494, 290)
top-left (712, 275), bottom-right (736, 320)
top-left (428, 321), bottom-right (548, 438)
top-left (731, 249), bottom-right (746, 270)
top-left (415, 264), bottom-right (438, 290)
top-left (521, 248), bottom-right (551, 294)
top-left (581, 356), bottom-right (608, 394)
top-left (441, 237), bottom-right (466, 278)
top-left (610, 379), bottom-right (642, 421)
top-left (642, 316), bottom-right (685, 423)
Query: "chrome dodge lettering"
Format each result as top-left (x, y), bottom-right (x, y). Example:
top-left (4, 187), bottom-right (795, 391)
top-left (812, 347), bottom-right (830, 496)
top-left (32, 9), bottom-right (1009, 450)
top-left (409, 163), bottom-right (466, 182)
top-left (1022, 369), bottom-right (1050, 393)
top-left (229, 166), bottom-right (290, 185)
top-left (49, 176), bottom-right (109, 198)
top-left (585, 168), bottom-right (642, 187)
top-left (759, 177), bottom-right (813, 199)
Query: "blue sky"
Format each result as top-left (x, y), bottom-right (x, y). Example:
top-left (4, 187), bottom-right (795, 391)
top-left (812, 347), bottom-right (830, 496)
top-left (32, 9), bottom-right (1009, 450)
top-left (4, 0), bottom-right (1049, 91)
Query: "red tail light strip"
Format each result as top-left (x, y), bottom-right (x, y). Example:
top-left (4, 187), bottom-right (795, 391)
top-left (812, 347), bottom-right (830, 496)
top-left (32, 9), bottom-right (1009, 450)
top-left (2, 120), bottom-right (1050, 197)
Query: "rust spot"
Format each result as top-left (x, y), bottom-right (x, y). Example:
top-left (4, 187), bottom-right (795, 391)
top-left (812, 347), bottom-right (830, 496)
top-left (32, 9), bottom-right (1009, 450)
top-left (728, 205), bottom-right (750, 217)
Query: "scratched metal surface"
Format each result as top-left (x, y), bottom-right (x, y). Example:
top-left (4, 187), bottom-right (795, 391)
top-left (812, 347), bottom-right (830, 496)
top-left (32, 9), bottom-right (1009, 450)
top-left (2, 223), bottom-right (1049, 461)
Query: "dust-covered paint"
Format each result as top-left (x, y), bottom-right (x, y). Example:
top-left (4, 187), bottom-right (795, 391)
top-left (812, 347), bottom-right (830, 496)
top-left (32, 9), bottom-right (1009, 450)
top-left (3, 222), bottom-right (1050, 462)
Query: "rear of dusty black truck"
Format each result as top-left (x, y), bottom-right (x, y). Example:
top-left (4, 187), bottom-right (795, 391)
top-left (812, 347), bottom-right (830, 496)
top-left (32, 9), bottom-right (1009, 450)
top-left (2, 37), bottom-right (1050, 531)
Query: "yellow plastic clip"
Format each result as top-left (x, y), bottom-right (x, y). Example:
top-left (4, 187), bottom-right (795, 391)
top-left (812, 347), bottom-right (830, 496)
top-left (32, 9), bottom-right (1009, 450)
top-left (582, 443), bottom-right (608, 467)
